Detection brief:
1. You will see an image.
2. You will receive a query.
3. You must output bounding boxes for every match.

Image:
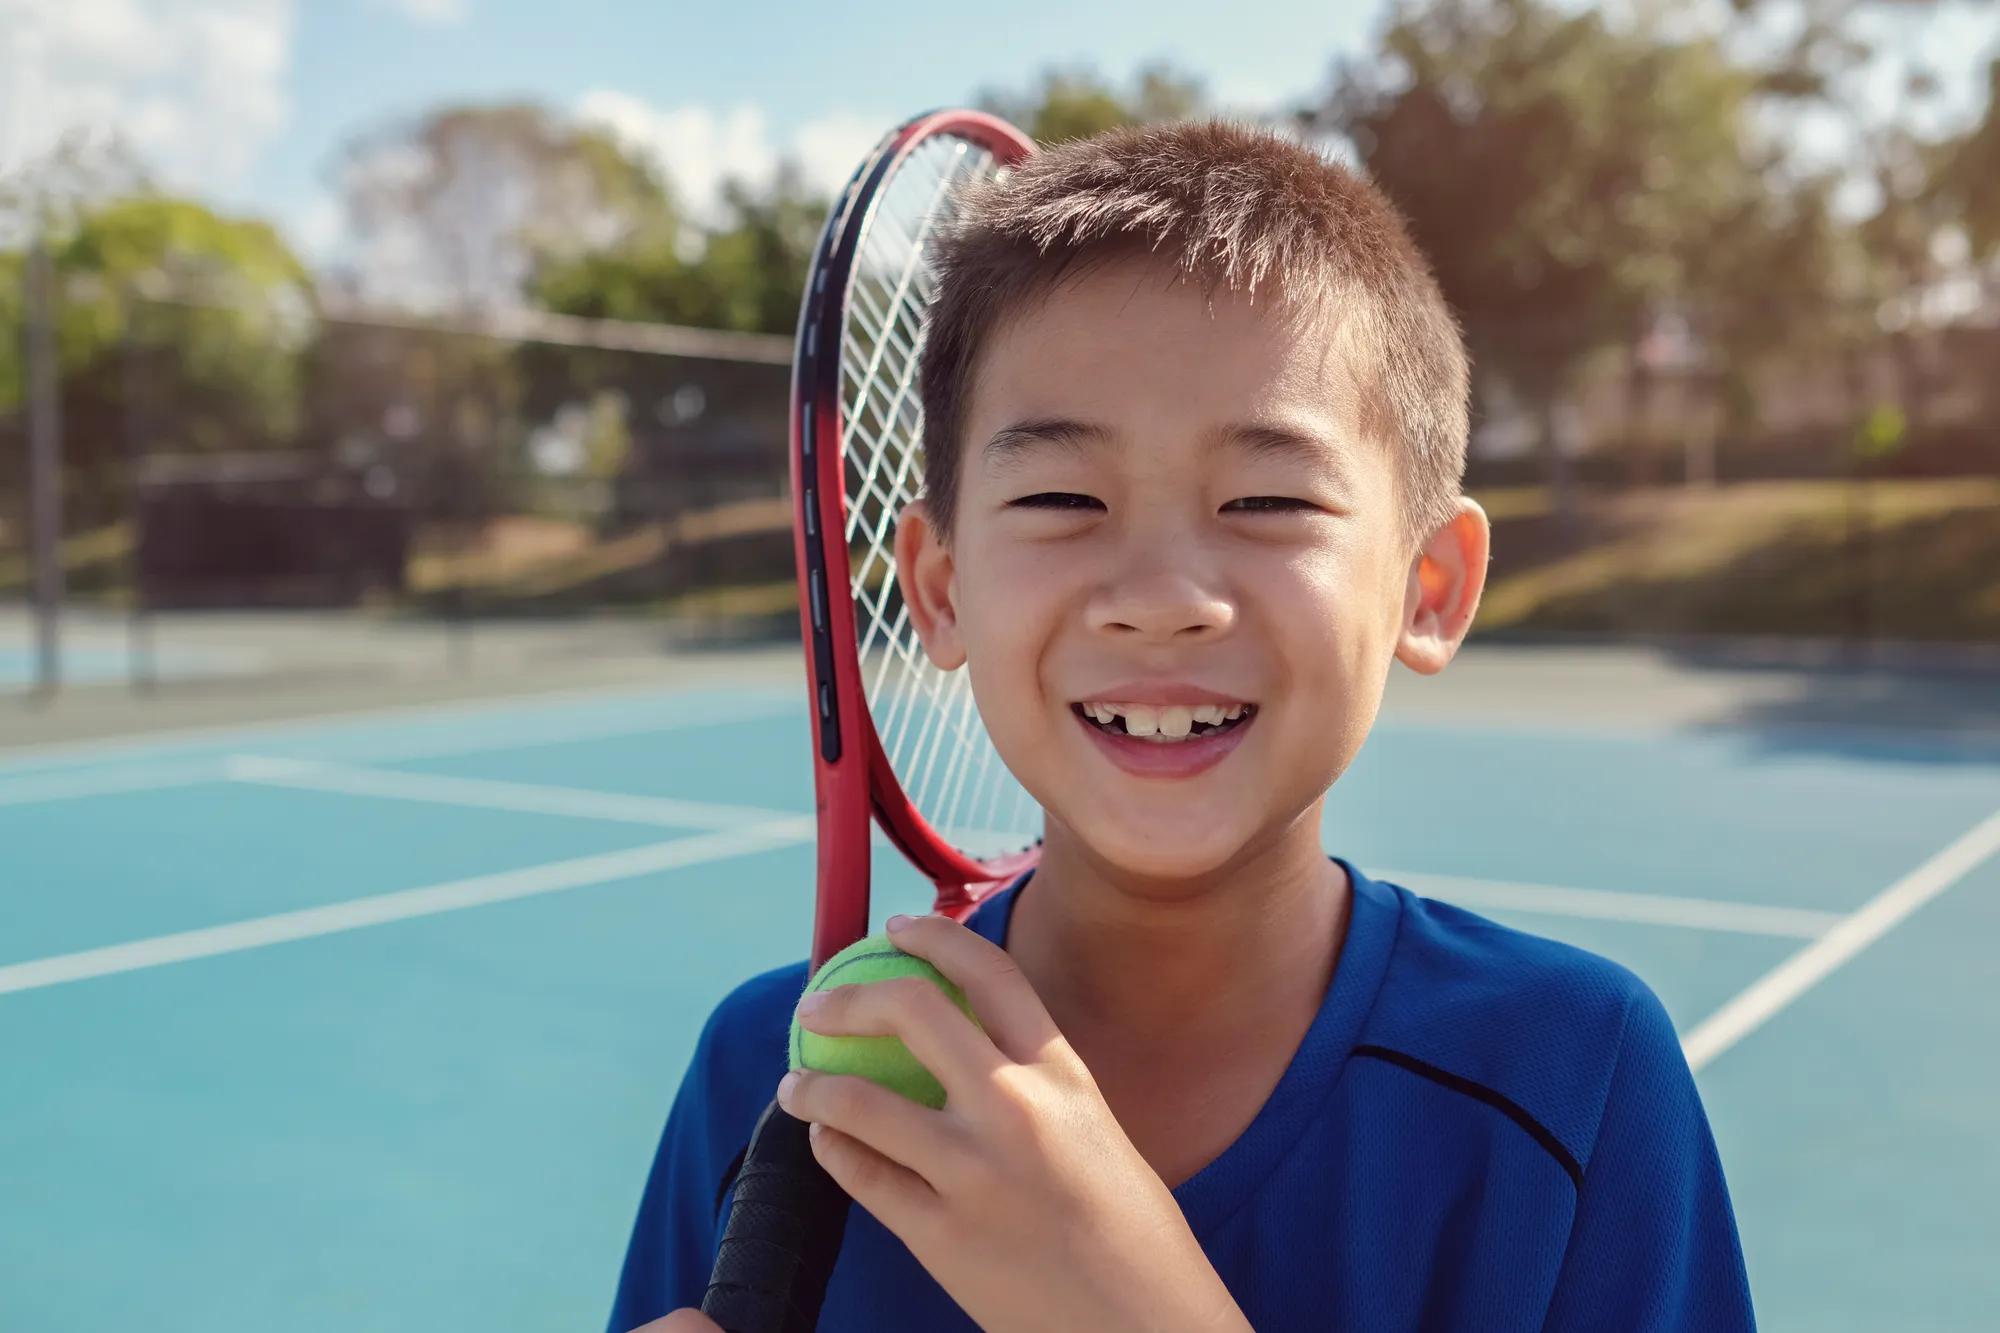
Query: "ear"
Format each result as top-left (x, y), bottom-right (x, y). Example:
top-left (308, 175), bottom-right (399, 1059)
top-left (893, 498), bottom-right (966, 670)
top-left (1395, 497), bottom-right (1490, 676)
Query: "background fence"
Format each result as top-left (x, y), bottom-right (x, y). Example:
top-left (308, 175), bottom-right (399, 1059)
top-left (4, 282), bottom-right (1998, 703)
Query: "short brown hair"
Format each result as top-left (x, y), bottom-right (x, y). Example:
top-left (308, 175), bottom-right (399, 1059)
top-left (917, 119), bottom-right (1468, 543)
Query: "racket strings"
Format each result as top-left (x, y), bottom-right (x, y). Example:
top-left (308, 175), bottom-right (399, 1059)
top-left (837, 135), bottom-right (1040, 854)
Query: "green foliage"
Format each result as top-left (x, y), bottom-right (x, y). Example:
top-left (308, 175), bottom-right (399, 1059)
top-left (1854, 400), bottom-right (1909, 461)
top-left (978, 62), bottom-right (1205, 143)
top-left (530, 167), bottom-right (822, 335)
top-left (529, 61), bottom-right (1210, 337)
top-left (0, 249), bottom-right (22, 414)
top-left (334, 101), bottom-right (680, 309)
top-left (0, 197), bottom-right (313, 517)
top-left (1314, 0), bottom-right (1776, 386)
top-left (1939, 57), bottom-right (2000, 259)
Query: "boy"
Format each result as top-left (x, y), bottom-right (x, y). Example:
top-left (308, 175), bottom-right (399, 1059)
top-left (612, 121), bottom-right (1755, 1332)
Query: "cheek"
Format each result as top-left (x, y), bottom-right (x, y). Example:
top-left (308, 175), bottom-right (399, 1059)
top-left (1262, 539), bottom-right (1401, 697)
top-left (952, 536), bottom-right (1072, 713)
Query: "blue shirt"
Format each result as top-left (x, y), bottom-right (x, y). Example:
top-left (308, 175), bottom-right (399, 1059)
top-left (609, 862), bottom-right (1755, 1331)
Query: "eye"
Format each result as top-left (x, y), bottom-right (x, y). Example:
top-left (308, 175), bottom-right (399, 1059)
top-left (1009, 492), bottom-right (1105, 512)
top-left (1223, 496), bottom-right (1319, 514)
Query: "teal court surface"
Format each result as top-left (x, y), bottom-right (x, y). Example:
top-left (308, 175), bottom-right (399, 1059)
top-left (3, 650), bottom-right (1998, 1331)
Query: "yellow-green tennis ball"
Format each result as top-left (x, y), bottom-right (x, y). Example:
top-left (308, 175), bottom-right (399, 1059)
top-left (789, 934), bottom-right (976, 1109)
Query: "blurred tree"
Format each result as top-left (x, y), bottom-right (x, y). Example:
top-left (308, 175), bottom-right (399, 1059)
top-left (1939, 57), bottom-right (2000, 261)
top-left (1938, 57), bottom-right (2000, 262)
top-left (531, 61), bottom-right (1204, 333)
top-left (680, 169), bottom-right (826, 333)
top-left (979, 63), bottom-right (1206, 143)
top-left (1303, 0), bottom-right (1781, 508)
top-left (0, 196), bottom-right (314, 520)
top-left (330, 102), bottom-right (677, 311)
top-left (1730, 1), bottom-right (1992, 407)
top-left (0, 131), bottom-right (151, 247)
top-left (531, 165), bottom-right (822, 335)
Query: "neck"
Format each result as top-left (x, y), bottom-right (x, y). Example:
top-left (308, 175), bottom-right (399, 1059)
top-left (1005, 807), bottom-right (1350, 1047)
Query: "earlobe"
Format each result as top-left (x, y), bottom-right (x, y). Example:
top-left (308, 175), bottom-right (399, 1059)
top-left (893, 499), bottom-right (966, 670)
top-left (1395, 498), bottom-right (1490, 676)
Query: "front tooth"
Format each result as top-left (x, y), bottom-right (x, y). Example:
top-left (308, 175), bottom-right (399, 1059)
top-left (1192, 705), bottom-right (1223, 726)
top-left (1158, 705), bottom-right (1194, 738)
top-left (1122, 705), bottom-right (1159, 737)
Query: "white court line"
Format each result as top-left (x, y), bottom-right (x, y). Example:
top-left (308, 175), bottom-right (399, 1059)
top-left (1683, 804), bottom-right (2000, 1071)
top-left (0, 818), bottom-right (815, 997)
top-left (0, 680), bottom-right (794, 774)
top-left (226, 755), bottom-right (796, 830)
top-left (0, 760), bottom-right (225, 809)
top-left (279, 696), bottom-right (795, 769)
top-left (1388, 869), bottom-right (1842, 939)
top-left (237, 757), bottom-right (1023, 858)
top-left (0, 698), bottom-right (796, 809)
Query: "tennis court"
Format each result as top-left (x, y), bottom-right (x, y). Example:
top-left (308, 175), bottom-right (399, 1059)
top-left (4, 644), bottom-right (1998, 1332)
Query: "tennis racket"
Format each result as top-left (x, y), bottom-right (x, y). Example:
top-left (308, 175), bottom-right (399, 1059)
top-left (697, 109), bottom-right (1039, 1333)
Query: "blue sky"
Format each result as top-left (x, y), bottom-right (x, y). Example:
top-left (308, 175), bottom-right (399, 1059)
top-left (1, 0), bottom-right (1382, 261)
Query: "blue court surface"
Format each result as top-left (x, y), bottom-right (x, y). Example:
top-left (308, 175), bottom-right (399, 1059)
top-left (4, 669), bottom-right (1998, 1331)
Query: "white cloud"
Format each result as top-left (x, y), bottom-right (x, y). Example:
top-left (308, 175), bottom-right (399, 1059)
top-left (0, 0), bottom-right (295, 195)
top-left (788, 111), bottom-right (891, 198)
top-left (371, 0), bottom-right (470, 26)
top-left (290, 190), bottom-right (345, 263)
top-left (575, 91), bottom-right (885, 229)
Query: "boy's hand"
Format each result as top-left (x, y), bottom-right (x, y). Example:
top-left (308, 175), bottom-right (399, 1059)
top-left (780, 913), bottom-right (1252, 1333)
top-left (629, 1313), bottom-right (722, 1332)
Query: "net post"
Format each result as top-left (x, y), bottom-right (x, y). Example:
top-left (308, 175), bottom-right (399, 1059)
top-left (120, 288), bottom-right (156, 694)
top-left (25, 230), bottom-right (63, 700)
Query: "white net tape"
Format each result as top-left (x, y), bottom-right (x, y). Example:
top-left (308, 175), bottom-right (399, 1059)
top-left (839, 133), bottom-right (1038, 858)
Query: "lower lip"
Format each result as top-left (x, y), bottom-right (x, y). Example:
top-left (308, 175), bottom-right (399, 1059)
top-left (1074, 709), bottom-right (1255, 779)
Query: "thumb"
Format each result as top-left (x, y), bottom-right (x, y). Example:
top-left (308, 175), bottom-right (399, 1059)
top-left (628, 1311), bottom-right (725, 1333)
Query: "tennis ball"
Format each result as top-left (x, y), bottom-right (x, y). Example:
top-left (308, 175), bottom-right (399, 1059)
top-left (789, 934), bottom-right (977, 1109)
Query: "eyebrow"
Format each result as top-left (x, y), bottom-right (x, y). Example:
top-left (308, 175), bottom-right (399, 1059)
top-left (980, 417), bottom-right (1115, 466)
top-left (978, 417), bottom-right (1341, 468)
top-left (1215, 421), bottom-right (1339, 464)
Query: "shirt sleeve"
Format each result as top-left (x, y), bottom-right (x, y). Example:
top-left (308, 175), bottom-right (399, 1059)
top-left (1542, 986), bottom-right (1757, 1332)
top-left (605, 1022), bottom-right (732, 1333)
top-left (606, 964), bottom-right (801, 1333)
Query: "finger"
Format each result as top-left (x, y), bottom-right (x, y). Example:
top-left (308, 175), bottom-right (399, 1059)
top-left (806, 1120), bottom-right (942, 1244)
top-left (883, 913), bottom-right (1060, 1061)
top-left (629, 1309), bottom-right (725, 1332)
top-left (779, 1068), bottom-right (959, 1181)
top-left (796, 970), bottom-right (1005, 1096)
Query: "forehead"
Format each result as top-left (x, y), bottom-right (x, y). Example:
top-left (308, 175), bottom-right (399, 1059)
top-left (965, 253), bottom-right (1365, 439)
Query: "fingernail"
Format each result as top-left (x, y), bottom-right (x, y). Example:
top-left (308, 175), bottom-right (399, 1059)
top-left (777, 1071), bottom-right (800, 1106)
top-left (808, 1120), bottom-right (825, 1142)
top-left (797, 991), bottom-right (828, 1017)
top-left (886, 914), bottom-right (914, 933)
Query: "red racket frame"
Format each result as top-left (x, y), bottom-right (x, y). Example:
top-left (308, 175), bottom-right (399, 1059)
top-left (790, 109), bottom-right (1038, 969)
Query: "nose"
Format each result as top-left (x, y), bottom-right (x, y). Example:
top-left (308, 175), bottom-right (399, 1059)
top-left (1084, 535), bottom-right (1237, 643)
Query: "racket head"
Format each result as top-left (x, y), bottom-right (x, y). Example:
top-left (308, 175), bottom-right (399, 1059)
top-left (792, 110), bottom-right (1040, 967)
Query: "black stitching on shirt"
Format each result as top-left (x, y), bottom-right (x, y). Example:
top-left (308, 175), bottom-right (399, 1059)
top-left (1353, 1044), bottom-right (1584, 1189)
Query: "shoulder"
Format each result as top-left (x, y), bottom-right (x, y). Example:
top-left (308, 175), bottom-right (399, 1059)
top-left (686, 959), bottom-right (810, 1121)
top-left (1358, 876), bottom-right (1681, 1174)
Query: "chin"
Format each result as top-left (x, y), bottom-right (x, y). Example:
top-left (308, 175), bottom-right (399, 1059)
top-left (1068, 815), bottom-right (1257, 887)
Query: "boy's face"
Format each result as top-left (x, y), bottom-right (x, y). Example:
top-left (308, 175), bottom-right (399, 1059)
top-left (897, 254), bottom-right (1485, 884)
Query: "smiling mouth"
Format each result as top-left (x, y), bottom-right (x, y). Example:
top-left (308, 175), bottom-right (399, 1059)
top-left (1070, 701), bottom-right (1258, 743)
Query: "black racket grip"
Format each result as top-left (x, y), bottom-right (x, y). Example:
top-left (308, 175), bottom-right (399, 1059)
top-left (700, 1099), bottom-right (850, 1333)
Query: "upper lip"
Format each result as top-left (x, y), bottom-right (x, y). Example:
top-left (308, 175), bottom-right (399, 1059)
top-left (1071, 683), bottom-right (1254, 707)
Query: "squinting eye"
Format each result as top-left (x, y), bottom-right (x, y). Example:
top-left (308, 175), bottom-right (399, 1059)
top-left (1009, 492), bottom-right (1105, 512)
top-left (1223, 496), bottom-right (1318, 513)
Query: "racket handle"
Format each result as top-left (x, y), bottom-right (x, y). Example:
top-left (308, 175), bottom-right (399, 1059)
top-left (700, 1099), bottom-right (850, 1333)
